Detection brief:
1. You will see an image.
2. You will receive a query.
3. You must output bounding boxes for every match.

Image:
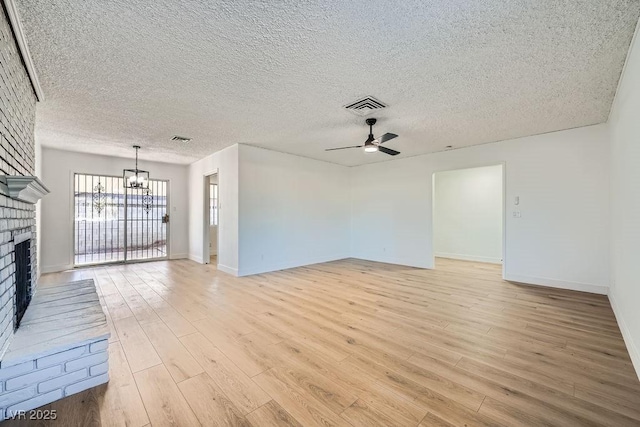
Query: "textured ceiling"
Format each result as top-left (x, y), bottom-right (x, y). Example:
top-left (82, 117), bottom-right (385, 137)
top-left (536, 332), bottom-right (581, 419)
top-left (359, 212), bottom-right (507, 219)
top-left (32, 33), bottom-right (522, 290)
top-left (16, 0), bottom-right (640, 166)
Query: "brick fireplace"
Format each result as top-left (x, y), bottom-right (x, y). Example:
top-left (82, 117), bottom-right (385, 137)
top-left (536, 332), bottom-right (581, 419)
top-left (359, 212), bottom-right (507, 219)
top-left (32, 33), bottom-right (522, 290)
top-left (0, 2), bottom-right (110, 418)
top-left (0, 0), bottom-right (39, 358)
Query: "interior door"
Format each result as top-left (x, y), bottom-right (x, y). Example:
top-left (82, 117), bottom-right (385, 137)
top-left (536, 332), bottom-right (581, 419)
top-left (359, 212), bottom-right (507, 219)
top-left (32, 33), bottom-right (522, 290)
top-left (73, 173), bottom-right (169, 266)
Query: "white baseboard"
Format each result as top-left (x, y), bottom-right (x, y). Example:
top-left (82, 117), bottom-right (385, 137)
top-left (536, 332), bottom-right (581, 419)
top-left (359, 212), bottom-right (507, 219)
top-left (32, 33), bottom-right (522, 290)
top-left (217, 264), bottom-right (239, 277)
top-left (187, 254), bottom-right (203, 264)
top-left (40, 264), bottom-right (73, 274)
top-left (169, 253), bottom-right (187, 260)
top-left (183, 254), bottom-right (237, 276)
top-left (608, 290), bottom-right (640, 380)
top-left (435, 252), bottom-right (502, 264)
top-left (504, 274), bottom-right (608, 295)
top-left (351, 254), bottom-right (433, 269)
top-left (237, 254), bottom-right (350, 277)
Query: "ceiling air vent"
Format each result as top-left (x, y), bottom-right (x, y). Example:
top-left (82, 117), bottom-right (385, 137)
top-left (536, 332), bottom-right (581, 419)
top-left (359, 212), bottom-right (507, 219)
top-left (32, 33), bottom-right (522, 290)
top-left (171, 135), bottom-right (191, 143)
top-left (344, 96), bottom-right (387, 116)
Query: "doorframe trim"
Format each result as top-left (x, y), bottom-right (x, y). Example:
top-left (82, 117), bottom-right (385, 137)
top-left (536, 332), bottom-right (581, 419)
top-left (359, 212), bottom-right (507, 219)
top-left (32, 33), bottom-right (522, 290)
top-left (203, 169), bottom-right (219, 265)
top-left (431, 161), bottom-right (506, 279)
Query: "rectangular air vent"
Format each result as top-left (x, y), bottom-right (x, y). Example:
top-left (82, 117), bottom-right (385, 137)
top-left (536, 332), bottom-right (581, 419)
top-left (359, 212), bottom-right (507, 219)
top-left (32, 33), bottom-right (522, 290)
top-left (171, 135), bottom-right (191, 143)
top-left (344, 96), bottom-right (387, 116)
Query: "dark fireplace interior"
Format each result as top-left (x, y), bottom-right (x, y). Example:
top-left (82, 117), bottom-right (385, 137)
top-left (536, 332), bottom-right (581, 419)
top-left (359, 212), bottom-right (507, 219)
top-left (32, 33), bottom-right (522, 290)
top-left (14, 239), bottom-right (32, 330)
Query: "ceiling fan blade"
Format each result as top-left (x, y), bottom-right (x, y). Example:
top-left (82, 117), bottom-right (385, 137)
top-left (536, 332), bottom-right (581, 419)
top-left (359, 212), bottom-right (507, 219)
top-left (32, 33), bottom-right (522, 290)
top-left (378, 133), bottom-right (398, 144)
top-left (378, 146), bottom-right (400, 156)
top-left (325, 145), bottom-right (363, 151)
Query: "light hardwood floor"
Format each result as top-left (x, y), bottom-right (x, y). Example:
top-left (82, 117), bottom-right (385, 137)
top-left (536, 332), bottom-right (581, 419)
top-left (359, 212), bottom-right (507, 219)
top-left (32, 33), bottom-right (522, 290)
top-left (4, 258), bottom-right (640, 426)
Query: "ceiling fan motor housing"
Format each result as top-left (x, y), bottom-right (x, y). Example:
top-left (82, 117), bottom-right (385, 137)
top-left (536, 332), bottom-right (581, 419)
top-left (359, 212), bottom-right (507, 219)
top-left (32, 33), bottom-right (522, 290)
top-left (366, 118), bottom-right (377, 143)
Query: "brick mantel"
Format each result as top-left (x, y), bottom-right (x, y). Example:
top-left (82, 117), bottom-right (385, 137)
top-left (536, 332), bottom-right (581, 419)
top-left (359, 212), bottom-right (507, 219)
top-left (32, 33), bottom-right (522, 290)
top-left (1, 176), bottom-right (49, 205)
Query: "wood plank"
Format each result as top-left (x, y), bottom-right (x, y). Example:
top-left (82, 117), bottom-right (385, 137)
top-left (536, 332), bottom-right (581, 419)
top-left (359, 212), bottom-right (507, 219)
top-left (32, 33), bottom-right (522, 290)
top-left (419, 412), bottom-right (456, 427)
top-left (252, 369), bottom-right (350, 427)
top-left (192, 317), bottom-right (271, 377)
top-left (140, 320), bottom-right (204, 382)
top-left (113, 316), bottom-right (161, 373)
top-left (341, 398), bottom-right (409, 427)
top-left (180, 332), bottom-right (271, 415)
top-left (152, 304), bottom-right (197, 337)
top-left (245, 401), bottom-right (302, 427)
top-left (99, 341), bottom-right (150, 427)
top-left (133, 364), bottom-right (200, 427)
top-left (48, 387), bottom-right (101, 427)
top-left (178, 373), bottom-right (250, 427)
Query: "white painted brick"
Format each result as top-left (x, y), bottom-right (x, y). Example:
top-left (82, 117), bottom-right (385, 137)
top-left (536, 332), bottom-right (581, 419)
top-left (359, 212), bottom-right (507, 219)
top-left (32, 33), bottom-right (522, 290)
top-left (5, 365), bottom-right (61, 391)
top-left (36, 345), bottom-right (87, 368)
top-left (89, 361), bottom-right (108, 376)
top-left (64, 372), bottom-right (108, 396)
top-left (89, 339), bottom-right (108, 353)
top-left (38, 368), bottom-right (88, 394)
top-left (0, 7), bottom-right (37, 357)
top-left (0, 360), bottom-right (34, 381)
top-left (65, 350), bottom-right (107, 372)
top-left (6, 389), bottom-right (63, 414)
top-left (0, 385), bottom-right (35, 408)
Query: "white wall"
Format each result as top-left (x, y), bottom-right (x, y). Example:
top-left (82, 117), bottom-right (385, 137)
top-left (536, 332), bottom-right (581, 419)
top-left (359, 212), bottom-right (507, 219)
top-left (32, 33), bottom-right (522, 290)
top-left (608, 23), bottom-right (640, 378)
top-left (434, 165), bottom-right (503, 264)
top-left (351, 124), bottom-right (610, 294)
top-left (188, 144), bottom-right (239, 275)
top-left (40, 147), bottom-right (189, 273)
top-left (35, 137), bottom-right (42, 279)
top-left (237, 145), bottom-right (350, 276)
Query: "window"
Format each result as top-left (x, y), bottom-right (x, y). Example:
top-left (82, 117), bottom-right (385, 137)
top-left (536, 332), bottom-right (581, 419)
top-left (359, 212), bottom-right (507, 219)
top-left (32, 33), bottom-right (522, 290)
top-left (210, 183), bottom-right (218, 226)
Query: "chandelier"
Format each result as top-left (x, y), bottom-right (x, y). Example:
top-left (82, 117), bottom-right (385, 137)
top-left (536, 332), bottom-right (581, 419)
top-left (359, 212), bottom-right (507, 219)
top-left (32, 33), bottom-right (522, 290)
top-left (123, 145), bottom-right (150, 189)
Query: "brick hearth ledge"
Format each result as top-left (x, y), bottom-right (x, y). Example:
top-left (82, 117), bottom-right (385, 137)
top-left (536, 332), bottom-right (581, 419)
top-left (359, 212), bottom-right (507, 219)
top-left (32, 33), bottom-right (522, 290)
top-left (0, 279), bottom-right (110, 419)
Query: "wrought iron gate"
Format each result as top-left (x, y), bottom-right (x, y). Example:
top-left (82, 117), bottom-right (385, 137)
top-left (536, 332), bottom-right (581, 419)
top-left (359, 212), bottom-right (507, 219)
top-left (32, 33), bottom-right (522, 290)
top-left (73, 174), bottom-right (168, 266)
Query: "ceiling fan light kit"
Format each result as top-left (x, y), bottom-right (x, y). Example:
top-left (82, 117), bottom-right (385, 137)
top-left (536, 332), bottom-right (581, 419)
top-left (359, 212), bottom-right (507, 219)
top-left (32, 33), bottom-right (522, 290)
top-left (326, 117), bottom-right (400, 156)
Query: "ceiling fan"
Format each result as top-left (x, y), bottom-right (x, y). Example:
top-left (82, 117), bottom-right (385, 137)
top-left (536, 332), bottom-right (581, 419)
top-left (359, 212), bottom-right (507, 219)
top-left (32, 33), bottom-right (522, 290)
top-left (326, 118), bottom-right (399, 155)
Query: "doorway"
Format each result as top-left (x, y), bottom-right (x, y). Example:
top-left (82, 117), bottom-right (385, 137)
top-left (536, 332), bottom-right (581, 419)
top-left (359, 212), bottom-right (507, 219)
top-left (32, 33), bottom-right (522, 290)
top-left (432, 164), bottom-right (505, 270)
top-left (205, 173), bottom-right (219, 267)
top-left (73, 173), bottom-right (169, 266)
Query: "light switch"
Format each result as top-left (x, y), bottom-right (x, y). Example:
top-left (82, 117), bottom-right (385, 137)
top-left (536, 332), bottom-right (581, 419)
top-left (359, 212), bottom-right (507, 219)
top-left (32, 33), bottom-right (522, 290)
top-left (513, 211), bottom-right (521, 218)
top-left (514, 196), bottom-right (520, 205)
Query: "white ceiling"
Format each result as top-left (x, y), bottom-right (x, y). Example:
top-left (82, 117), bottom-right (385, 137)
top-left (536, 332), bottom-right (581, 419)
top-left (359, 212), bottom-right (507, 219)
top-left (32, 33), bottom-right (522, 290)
top-left (17, 0), bottom-right (640, 166)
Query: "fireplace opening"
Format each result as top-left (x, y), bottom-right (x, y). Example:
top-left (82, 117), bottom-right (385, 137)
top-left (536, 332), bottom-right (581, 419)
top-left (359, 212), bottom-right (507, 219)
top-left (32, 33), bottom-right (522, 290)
top-left (14, 239), bottom-right (32, 330)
